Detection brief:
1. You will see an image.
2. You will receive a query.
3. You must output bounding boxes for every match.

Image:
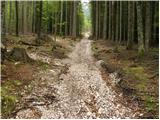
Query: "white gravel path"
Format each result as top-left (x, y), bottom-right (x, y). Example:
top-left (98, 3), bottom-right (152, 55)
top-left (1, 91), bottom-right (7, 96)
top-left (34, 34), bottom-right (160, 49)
top-left (16, 39), bottom-right (141, 119)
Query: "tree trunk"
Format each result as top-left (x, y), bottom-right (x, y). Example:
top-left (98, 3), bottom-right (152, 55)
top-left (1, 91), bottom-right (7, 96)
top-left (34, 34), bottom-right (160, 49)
top-left (22, 2), bottom-right (24, 34)
top-left (136, 1), bottom-right (145, 55)
top-left (35, 1), bottom-right (43, 44)
top-left (153, 2), bottom-right (158, 46)
top-left (103, 1), bottom-right (107, 40)
top-left (69, 2), bottom-right (73, 36)
top-left (72, 1), bottom-right (77, 38)
top-left (38, 1), bottom-right (42, 37)
top-left (115, 2), bottom-right (119, 43)
top-left (8, 1), bottom-right (12, 34)
top-left (15, 1), bottom-right (19, 36)
top-left (32, 1), bottom-right (36, 33)
top-left (127, 2), bottom-right (133, 49)
top-left (145, 2), bottom-right (151, 51)
top-left (1, 1), bottom-right (6, 37)
top-left (95, 1), bottom-right (99, 40)
top-left (108, 2), bottom-right (112, 40)
top-left (111, 2), bottom-right (116, 41)
top-left (119, 1), bottom-right (122, 43)
top-left (60, 1), bottom-right (63, 35)
top-left (65, 1), bottom-right (68, 36)
top-left (131, 2), bottom-right (135, 44)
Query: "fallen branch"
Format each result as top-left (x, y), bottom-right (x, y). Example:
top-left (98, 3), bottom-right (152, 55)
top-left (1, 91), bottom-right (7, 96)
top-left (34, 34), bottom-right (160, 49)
top-left (18, 41), bottom-right (40, 46)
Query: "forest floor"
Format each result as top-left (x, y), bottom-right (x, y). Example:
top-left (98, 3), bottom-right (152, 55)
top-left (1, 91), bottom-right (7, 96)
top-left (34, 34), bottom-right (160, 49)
top-left (1, 35), bottom-right (158, 118)
top-left (92, 39), bottom-right (159, 118)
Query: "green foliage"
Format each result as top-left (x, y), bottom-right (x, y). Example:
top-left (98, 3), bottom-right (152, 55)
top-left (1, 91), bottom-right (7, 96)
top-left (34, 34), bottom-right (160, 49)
top-left (3, 1), bottom-right (84, 37)
top-left (1, 81), bottom-right (18, 118)
top-left (1, 93), bottom-right (17, 118)
top-left (145, 96), bottom-right (156, 112)
top-left (124, 66), bottom-right (148, 81)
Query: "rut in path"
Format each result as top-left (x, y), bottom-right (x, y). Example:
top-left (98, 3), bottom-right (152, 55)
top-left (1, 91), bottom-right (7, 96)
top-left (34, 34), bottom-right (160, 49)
top-left (16, 39), bottom-right (141, 119)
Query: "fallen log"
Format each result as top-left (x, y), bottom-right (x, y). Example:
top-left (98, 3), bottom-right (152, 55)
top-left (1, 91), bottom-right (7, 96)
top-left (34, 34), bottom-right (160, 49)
top-left (18, 41), bottom-right (40, 46)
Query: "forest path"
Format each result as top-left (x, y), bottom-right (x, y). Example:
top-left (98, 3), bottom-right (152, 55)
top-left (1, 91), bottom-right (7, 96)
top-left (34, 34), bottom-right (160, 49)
top-left (16, 38), bottom-right (141, 119)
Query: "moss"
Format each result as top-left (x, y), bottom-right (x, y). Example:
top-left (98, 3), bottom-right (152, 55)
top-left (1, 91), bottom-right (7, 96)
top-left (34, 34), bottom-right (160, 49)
top-left (36, 60), bottom-right (50, 70)
top-left (91, 43), bottom-right (99, 57)
top-left (14, 80), bottom-right (22, 86)
top-left (122, 60), bottom-right (131, 67)
top-left (145, 96), bottom-right (156, 112)
top-left (1, 85), bottom-right (17, 118)
top-left (41, 64), bottom-right (49, 70)
top-left (138, 46), bottom-right (145, 56)
top-left (136, 84), bottom-right (147, 91)
top-left (1, 79), bottom-right (24, 118)
top-left (149, 48), bottom-right (159, 53)
top-left (124, 66), bottom-right (148, 81)
top-left (113, 46), bottom-right (119, 53)
top-left (1, 95), bottom-right (17, 118)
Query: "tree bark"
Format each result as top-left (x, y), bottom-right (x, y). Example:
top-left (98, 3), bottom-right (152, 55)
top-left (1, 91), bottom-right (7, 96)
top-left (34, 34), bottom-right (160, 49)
top-left (115, 2), bottom-right (119, 43)
top-left (1, 1), bottom-right (6, 37)
top-left (111, 2), bottom-right (116, 41)
top-left (103, 1), bottom-right (107, 40)
top-left (95, 1), bottom-right (99, 40)
top-left (136, 1), bottom-right (145, 54)
top-left (15, 1), bottom-right (19, 36)
top-left (72, 1), bottom-right (77, 38)
top-left (127, 2), bottom-right (133, 49)
top-left (60, 1), bottom-right (63, 35)
top-left (119, 1), bottom-right (122, 43)
top-left (145, 2), bottom-right (151, 51)
top-left (65, 1), bottom-right (68, 36)
top-left (108, 2), bottom-right (112, 40)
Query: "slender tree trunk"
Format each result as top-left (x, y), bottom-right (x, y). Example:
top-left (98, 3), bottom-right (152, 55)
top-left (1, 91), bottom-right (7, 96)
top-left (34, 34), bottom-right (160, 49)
top-left (119, 1), bottom-right (122, 43)
top-left (9, 1), bottom-right (12, 34)
top-left (35, 1), bottom-right (43, 43)
top-left (145, 2), bottom-right (151, 51)
top-left (136, 1), bottom-right (145, 54)
top-left (103, 1), bottom-right (107, 40)
top-left (60, 1), bottom-right (63, 35)
top-left (131, 2), bottom-right (135, 44)
top-left (108, 2), bottom-right (112, 40)
top-left (123, 2), bottom-right (128, 42)
top-left (1, 1), bottom-right (6, 37)
top-left (21, 2), bottom-right (24, 34)
top-left (111, 2), bottom-right (116, 41)
top-left (115, 2), bottom-right (119, 43)
top-left (127, 2), bottom-right (133, 49)
top-left (15, 1), bottom-right (19, 36)
top-left (69, 2), bottom-right (73, 36)
top-left (72, 1), bottom-right (77, 38)
top-left (65, 1), bottom-right (68, 36)
top-left (153, 2), bottom-right (157, 46)
top-left (98, 2), bottom-right (101, 39)
top-left (32, 1), bottom-right (36, 33)
top-left (95, 1), bottom-right (99, 40)
top-left (38, 1), bottom-right (42, 38)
